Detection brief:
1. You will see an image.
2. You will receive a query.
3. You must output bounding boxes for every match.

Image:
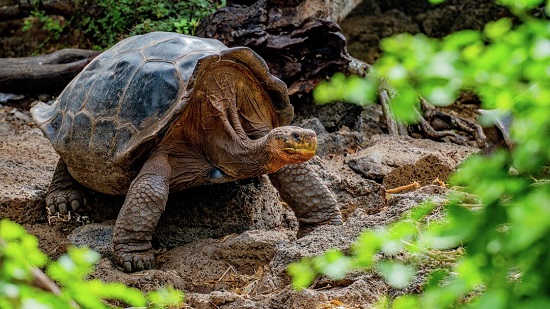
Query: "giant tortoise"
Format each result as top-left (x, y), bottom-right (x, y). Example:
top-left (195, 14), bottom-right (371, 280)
top-left (31, 32), bottom-right (342, 272)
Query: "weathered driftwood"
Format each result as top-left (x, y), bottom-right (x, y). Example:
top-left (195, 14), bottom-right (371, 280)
top-left (196, 0), bottom-right (354, 95)
top-left (0, 0), bottom-right (76, 21)
top-left (0, 48), bottom-right (100, 95)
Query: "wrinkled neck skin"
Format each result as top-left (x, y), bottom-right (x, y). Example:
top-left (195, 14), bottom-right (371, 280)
top-left (157, 63), bottom-right (283, 191)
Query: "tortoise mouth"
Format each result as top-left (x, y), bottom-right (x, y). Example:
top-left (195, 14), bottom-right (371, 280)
top-left (282, 146), bottom-right (316, 156)
top-left (279, 134), bottom-right (317, 158)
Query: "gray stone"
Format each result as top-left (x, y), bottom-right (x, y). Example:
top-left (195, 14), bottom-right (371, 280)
top-left (67, 222), bottom-right (114, 257)
top-left (346, 135), bottom-right (476, 182)
top-left (383, 154), bottom-right (455, 190)
top-left (316, 129), bottom-right (364, 157)
top-left (309, 156), bottom-right (386, 217)
top-left (155, 176), bottom-right (294, 248)
top-left (295, 116), bottom-right (327, 135)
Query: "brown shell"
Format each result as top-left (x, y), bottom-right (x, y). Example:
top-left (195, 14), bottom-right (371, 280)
top-left (31, 32), bottom-right (293, 177)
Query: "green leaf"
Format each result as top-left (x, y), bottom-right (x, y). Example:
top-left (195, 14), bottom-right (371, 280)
top-left (484, 18), bottom-right (512, 40)
top-left (287, 260), bottom-right (316, 290)
top-left (0, 219), bottom-right (26, 240)
top-left (313, 249), bottom-right (352, 280)
top-left (377, 262), bottom-right (416, 289)
top-left (391, 86), bottom-right (420, 123)
top-left (443, 30), bottom-right (482, 49)
top-left (393, 295), bottom-right (421, 309)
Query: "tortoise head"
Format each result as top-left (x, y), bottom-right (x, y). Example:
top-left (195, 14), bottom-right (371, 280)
top-left (264, 126), bottom-right (317, 173)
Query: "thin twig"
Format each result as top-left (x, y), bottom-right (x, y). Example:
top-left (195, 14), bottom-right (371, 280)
top-left (386, 181), bottom-right (421, 194)
top-left (379, 89), bottom-right (399, 136)
top-left (32, 267), bottom-right (80, 308)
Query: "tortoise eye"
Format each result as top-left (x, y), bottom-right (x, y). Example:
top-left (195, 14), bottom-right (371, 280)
top-left (208, 168), bottom-right (225, 180)
top-left (292, 133), bottom-right (300, 140)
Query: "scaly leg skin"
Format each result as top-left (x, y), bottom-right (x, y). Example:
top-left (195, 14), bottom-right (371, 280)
top-left (112, 154), bottom-right (171, 272)
top-left (269, 162), bottom-right (343, 238)
top-left (45, 159), bottom-right (85, 216)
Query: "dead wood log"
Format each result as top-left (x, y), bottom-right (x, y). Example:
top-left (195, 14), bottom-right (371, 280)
top-left (0, 0), bottom-right (78, 21)
top-left (0, 48), bottom-right (100, 95)
top-left (196, 0), bottom-right (353, 96)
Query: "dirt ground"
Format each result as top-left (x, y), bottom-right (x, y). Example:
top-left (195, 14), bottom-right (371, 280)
top-left (0, 1), bottom-right (508, 308)
top-left (0, 94), bottom-right (478, 308)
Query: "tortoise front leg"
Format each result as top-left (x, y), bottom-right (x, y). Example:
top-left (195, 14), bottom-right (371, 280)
top-left (269, 162), bottom-right (343, 237)
top-left (112, 154), bottom-right (171, 272)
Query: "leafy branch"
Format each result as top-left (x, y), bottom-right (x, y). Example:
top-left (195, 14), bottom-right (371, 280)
top-left (289, 0), bottom-right (550, 307)
top-left (0, 219), bottom-right (183, 308)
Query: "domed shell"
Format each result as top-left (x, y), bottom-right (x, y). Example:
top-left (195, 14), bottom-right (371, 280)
top-left (31, 32), bottom-right (293, 185)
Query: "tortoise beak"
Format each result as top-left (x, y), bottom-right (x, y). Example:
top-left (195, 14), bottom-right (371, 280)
top-left (282, 129), bottom-right (317, 157)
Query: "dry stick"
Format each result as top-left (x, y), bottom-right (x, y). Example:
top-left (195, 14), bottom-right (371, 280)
top-left (349, 60), bottom-right (481, 143)
top-left (346, 58), bottom-right (402, 136)
top-left (31, 267), bottom-right (80, 308)
top-left (386, 181), bottom-right (421, 194)
top-left (379, 89), bottom-right (400, 136)
top-left (218, 265), bottom-right (238, 282)
top-left (345, 56), bottom-right (372, 77)
top-left (419, 96), bottom-right (486, 146)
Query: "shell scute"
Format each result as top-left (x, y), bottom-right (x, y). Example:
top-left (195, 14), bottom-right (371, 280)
top-left (113, 32), bottom-right (177, 54)
top-left (69, 112), bottom-right (93, 154)
top-left (48, 112), bottom-right (63, 138)
top-left (89, 118), bottom-right (118, 162)
top-left (56, 112), bottom-right (73, 148)
top-left (118, 61), bottom-right (181, 130)
top-left (114, 125), bottom-right (137, 159)
top-left (86, 52), bottom-right (145, 118)
top-left (175, 51), bottom-right (217, 86)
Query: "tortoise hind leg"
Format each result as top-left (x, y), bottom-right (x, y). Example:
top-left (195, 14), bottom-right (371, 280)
top-left (269, 162), bottom-right (343, 237)
top-left (45, 159), bottom-right (85, 216)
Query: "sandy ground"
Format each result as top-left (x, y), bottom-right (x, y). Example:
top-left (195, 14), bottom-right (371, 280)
top-left (0, 99), bottom-right (478, 308)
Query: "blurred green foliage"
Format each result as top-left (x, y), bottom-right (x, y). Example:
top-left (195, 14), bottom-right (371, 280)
top-left (22, 0), bottom-right (225, 50)
top-left (290, 0), bottom-right (550, 308)
top-left (0, 219), bottom-right (184, 308)
top-left (76, 0), bottom-right (225, 49)
top-left (78, 0), bottom-right (225, 49)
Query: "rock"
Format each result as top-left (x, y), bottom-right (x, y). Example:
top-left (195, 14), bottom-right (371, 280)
top-left (0, 107), bottom-right (58, 224)
top-left (186, 291), bottom-right (245, 309)
top-left (309, 156), bottom-right (386, 218)
top-left (341, 9), bottom-right (420, 63)
top-left (66, 176), bottom-right (295, 250)
top-left (67, 222), bottom-right (114, 257)
top-left (296, 115), bottom-right (368, 157)
top-left (160, 230), bottom-right (292, 293)
top-left (346, 135), bottom-right (476, 183)
top-left (295, 101), bottom-right (363, 132)
top-left (316, 128), bottom-right (364, 157)
top-left (25, 223), bottom-right (72, 260)
top-left (90, 258), bottom-right (189, 292)
top-left (383, 154), bottom-right (455, 189)
top-left (353, 104), bottom-right (386, 138)
top-left (155, 176), bottom-right (294, 248)
top-left (295, 116), bottom-right (327, 135)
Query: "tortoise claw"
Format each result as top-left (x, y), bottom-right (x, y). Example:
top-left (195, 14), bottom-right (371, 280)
top-left (46, 187), bottom-right (84, 216)
top-left (114, 248), bottom-right (155, 272)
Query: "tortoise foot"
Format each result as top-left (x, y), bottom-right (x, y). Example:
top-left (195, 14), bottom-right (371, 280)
top-left (113, 245), bottom-right (155, 272)
top-left (46, 186), bottom-right (84, 216)
top-left (297, 215), bottom-right (344, 238)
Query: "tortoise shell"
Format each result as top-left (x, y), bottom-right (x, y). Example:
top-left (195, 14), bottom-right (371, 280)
top-left (32, 32), bottom-right (293, 192)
